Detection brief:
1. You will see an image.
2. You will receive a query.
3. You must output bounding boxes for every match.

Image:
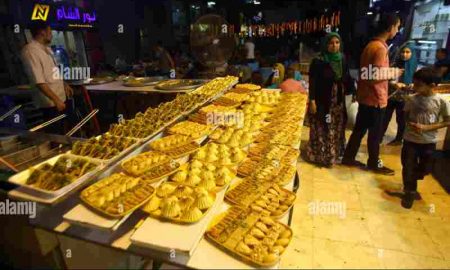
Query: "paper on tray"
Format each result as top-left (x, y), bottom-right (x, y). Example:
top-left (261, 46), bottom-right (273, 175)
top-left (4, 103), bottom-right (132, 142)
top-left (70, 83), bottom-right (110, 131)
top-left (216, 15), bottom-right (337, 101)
top-left (130, 188), bottom-right (226, 256)
top-left (63, 204), bottom-right (131, 231)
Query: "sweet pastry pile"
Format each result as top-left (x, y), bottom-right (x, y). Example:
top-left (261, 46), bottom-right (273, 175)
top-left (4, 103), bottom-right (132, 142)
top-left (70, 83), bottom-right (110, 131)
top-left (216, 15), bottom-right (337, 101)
top-left (209, 128), bottom-right (255, 148)
top-left (71, 134), bottom-right (138, 160)
top-left (226, 182), bottom-right (296, 218)
top-left (81, 173), bottom-right (154, 217)
top-left (108, 77), bottom-right (237, 139)
top-left (214, 92), bottom-right (250, 107)
top-left (149, 134), bottom-right (194, 151)
top-left (139, 161), bottom-right (180, 183)
top-left (248, 91), bottom-right (281, 106)
top-left (193, 142), bottom-right (246, 166)
top-left (121, 151), bottom-right (172, 176)
top-left (26, 156), bottom-right (97, 191)
top-left (206, 207), bottom-right (293, 266)
top-left (170, 159), bottom-right (235, 191)
top-left (233, 83), bottom-right (261, 91)
top-left (143, 182), bottom-right (215, 223)
top-left (168, 121), bottom-right (212, 139)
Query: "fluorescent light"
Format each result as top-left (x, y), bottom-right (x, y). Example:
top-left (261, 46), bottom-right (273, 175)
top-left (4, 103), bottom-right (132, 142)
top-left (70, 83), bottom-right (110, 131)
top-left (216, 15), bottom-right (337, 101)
top-left (254, 0), bottom-right (261, 4)
top-left (207, 1), bottom-right (216, 8)
top-left (367, 11), bottom-right (373, 15)
top-left (418, 40), bottom-right (437, 44)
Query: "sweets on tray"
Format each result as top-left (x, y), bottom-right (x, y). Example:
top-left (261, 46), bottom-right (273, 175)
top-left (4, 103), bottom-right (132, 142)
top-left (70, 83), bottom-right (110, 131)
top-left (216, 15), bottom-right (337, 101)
top-left (139, 161), bottom-right (181, 183)
top-left (233, 83), bottom-right (261, 91)
top-left (143, 182), bottom-right (216, 223)
top-left (121, 151), bottom-right (172, 176)
top-left (193, 142), bottom-right (246, 166)
top-left (26, 156), bottom-right (97, 191)
top-left (149, 134), bottom-right (194, 151)
top-left (209, 128), bottom-right (255, 148)
top-left (214, 92), bottom-right (250, 107)
top-left (71, 134), bottom-right (138, 160)
top-left (248, 91), bottom-right (282, 106)
top-left (81, 173), bottom-right (155, 218)
top-left (226, 181), bottom-right (296, 218)
top-left (170, 159), bottom-right (235, 191)
top-left (206, 207), bottom-right (293, 267)
top-left (168, 121), bottom-right (212, 139)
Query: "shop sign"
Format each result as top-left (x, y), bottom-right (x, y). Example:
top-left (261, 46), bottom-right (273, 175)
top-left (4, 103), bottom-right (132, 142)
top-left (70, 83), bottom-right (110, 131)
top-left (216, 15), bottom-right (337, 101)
top-left (30, 2), bottom-right (97, 29)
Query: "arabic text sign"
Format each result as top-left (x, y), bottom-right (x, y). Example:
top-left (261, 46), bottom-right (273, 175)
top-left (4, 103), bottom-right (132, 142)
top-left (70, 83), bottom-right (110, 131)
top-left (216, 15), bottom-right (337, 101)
top-left (56, 6), bottom-right (96, 24)
top-left (30, 3), bottom-right (97, 28)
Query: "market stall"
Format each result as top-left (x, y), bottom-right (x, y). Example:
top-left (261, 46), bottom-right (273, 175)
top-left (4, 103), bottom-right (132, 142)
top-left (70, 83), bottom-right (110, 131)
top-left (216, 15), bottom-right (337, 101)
top-left (3, 77), bottom-right (308, 269)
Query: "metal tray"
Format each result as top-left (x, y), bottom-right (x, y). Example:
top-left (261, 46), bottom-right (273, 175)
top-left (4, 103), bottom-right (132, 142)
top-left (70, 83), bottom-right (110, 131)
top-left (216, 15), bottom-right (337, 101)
top-left (123, 76), bottom-right (167, 87)
top-left (155, 79), bottom-right (208, 91)
top-left (8, 153), bottom-right (103, 197)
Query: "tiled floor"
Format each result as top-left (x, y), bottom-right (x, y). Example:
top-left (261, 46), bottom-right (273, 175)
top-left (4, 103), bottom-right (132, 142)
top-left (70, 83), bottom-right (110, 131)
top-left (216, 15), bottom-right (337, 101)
top-left (280, 126), bottom-right (450, 269)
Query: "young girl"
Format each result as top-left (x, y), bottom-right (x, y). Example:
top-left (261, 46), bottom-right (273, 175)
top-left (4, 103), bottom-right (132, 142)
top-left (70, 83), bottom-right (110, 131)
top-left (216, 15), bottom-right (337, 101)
top-left (382, 43), bottom-right (418, 145)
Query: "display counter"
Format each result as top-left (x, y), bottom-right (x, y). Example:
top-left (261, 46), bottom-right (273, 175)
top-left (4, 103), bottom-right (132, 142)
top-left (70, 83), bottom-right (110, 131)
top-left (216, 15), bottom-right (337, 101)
top-left (2, 79), bottom-right (308, 269)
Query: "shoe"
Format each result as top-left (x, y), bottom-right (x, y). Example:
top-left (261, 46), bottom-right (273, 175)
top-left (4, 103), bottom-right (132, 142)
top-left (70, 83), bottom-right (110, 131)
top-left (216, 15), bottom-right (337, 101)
top-left (387, 139), bottom-right (402, 146)
top-left (401, 192), bottom-right (414, 209)
top-left (341, 159), bottom-right (365, 168)
top-left (386, 190), bottom-right (421, 200)
top-left (367, 165), bottom-right (395, 176)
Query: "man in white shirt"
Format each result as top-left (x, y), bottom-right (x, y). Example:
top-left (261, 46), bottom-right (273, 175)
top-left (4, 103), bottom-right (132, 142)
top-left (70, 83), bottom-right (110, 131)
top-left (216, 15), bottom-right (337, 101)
top-left (21, 22), bottom-right (73, 133)
top-left (244, 38), bottom-right (255, 61)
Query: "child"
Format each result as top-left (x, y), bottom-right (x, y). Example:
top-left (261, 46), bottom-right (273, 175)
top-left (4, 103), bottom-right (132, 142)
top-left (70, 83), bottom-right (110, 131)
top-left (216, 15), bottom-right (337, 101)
top-left (401, 68), bottom-right (450, 209)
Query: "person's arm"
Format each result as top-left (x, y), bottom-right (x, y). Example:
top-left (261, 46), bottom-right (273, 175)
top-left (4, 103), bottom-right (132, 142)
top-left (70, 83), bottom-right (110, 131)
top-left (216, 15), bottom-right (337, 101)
top-left (343, 58), bottom-right (356, 98)
top-left (410, 99), bottom-right (450, 132)
top-left (410, 117), bottom-right (450, 132)
top-left (36, 83), bottom-right (66, 111)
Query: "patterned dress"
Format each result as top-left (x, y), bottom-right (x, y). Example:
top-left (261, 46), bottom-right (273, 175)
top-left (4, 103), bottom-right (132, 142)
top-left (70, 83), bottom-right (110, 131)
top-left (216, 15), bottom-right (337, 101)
top-left (305, 83), bottom-right (347, 166)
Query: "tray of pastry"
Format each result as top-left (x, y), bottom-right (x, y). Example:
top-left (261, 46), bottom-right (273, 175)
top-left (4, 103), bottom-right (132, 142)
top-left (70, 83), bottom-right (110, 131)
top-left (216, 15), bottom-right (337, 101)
top-left (233, 83), bottom-right (262, 91)
top-left (155, 79), bottom-right (207, 91)
top-left (169, 159), bottom-right (235, 192)
top-left (167, 121), bottom-right (213, 139)
top-left (209, 128), bottom-right (256, 148)
top-left (192, 142), bottom-right (247, 166)
top-left (273, 164), bottom-right (297, 186)
top-left (70, 134), bottom-right (139, 162)
top-left (213, 92), bottom-right (250, 107)
top-left (225, 180), bottom-right (296, 219)
top-left (139, 161), bottom-right (181, 183)
top-left (206, 206), bottom-right (293, 267)
top-left (8, 154), bottom-right (101, 197)
top-left (142, 182), bottom-right (216, 224)
top-left (121, 151), bottom-right (173, 177)
top-left (247, 91), bottom-right (282, 106)
top-left (80, 173), bottom-right (155, 218)
top-left (122, 76), bottom-right (167, 87)
top-left (149, 134), bottom-right (196, 152)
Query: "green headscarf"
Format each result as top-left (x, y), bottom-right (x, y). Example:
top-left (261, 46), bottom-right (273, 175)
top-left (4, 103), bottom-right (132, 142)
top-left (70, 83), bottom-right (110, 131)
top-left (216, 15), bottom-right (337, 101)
top-left (321, 32), bottom-right (343, 79)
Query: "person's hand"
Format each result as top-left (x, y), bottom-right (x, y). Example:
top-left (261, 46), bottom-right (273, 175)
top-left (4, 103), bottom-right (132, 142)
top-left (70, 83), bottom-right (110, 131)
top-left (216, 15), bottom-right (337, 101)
top-left (56, 101), bottom-right (66, 112)
top-left (352, 95), bottom-right (357, 103)
top-left (64, 84), bottom-right (74, 98)
top-left (409, 122), bottom-right (432, 133)
top-left (395, 82), bottom-right (406, 90)
top-left (309, 100), bottom-right (317, 114)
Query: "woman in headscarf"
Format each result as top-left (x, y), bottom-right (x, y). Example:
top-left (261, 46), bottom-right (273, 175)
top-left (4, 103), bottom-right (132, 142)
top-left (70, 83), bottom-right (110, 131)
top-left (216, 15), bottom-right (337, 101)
top-left (304, 32), bottom-right (355, 167)
top-left (265, 63), bottom-right (285, 88)
top-left (382, 43), bottom-right (418, 145)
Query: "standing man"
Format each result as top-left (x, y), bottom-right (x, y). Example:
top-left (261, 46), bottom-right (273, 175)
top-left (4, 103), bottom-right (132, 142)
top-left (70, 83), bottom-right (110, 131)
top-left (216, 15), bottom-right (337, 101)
top-left (342, 13), bottom-right (403, 175)
top-left (153, 41), bottom-right (175, 77)
top-left (244, 38), bottom-right (255, 63)
top-left (21, 21), bottom-right (73, 134)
